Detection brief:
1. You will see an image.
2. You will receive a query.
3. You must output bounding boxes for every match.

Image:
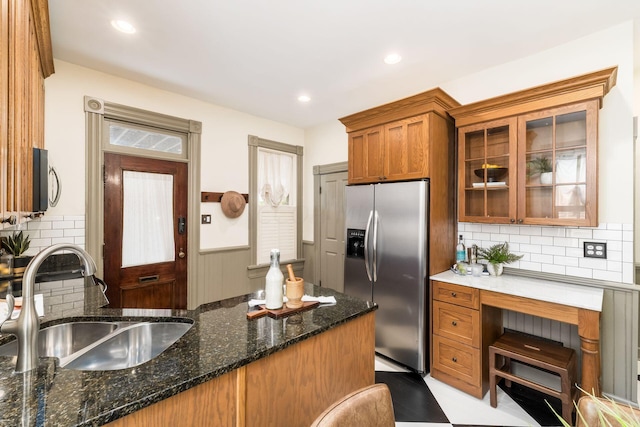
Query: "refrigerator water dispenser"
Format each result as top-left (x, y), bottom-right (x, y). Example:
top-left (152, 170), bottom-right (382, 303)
top-left (346, 229), bottom-right (365, 258)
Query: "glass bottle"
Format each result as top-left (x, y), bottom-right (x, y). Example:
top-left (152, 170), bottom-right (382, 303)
top-left (456, 235), bottom-right (466, 263)
top-left (265, 249), bottom-right (284, 309)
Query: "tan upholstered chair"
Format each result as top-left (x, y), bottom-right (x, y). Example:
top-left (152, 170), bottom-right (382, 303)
top-left (575, 395), bottom-right (640, 426)
top-left (310, 384), bottom-right (395, 427)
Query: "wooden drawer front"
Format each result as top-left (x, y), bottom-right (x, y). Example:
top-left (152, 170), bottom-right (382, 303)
top-left (433, 301), bottom-right (479, 348)
top-left (433, 281), bottom-right (479, 309)
top-left (432, 335), bottom-right (480, 388)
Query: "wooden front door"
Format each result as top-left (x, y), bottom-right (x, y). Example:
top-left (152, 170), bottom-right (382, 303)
top-left (104, 153), bottom-right (188, 309)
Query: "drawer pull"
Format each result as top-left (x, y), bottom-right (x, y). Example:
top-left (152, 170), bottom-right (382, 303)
top-left (451, 292), bottom-right (457, 297)
top-left (451, 321), bottom-right (457, 326)
top-left (452, 357), bottom-right (457, 363)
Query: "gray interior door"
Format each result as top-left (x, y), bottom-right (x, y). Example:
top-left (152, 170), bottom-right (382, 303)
top-left (319, 171), bottom-right (348, 292)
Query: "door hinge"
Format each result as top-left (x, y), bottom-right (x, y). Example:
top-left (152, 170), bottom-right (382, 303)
top-left (102, 244), bottom-right (105, 259)
top-left (319, 280), bottom-right (322, 287)
top-left (319, 186), bottom-right (322, 194)
top-left (102, 164), bottom-right (106, 185)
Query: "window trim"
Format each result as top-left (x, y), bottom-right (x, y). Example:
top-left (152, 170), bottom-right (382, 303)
top-left (248, 135), bottom-right (303, 266)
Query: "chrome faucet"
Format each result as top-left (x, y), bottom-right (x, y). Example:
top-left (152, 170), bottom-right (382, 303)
top-left (1, 244), bottom-right (98, 373)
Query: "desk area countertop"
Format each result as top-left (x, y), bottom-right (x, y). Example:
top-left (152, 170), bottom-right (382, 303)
top-left (430, 270), bottom-right (604, 312)
top-left (0, 283), bottom-right (377, 426)
top-left (429, 269), bottom-right (604, 398)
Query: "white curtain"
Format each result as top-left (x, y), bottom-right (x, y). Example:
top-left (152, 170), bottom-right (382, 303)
top-left (122, 171), bottom-right (175, 267)
top-left (258, 150), bottom-right (293, 207)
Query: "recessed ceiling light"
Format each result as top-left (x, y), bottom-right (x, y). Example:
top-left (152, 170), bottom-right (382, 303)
top-left (384, 53), bottom-right (402, 65)
top-left (298, 95), bottom-right (311, 103)
top-left (111, 19), bottom-right (136, 34)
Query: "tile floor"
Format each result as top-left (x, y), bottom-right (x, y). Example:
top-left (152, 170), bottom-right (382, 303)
top-left (376, 356), bottom-right (559, 427)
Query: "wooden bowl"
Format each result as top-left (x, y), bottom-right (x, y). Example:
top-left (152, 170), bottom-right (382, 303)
top-left (474, 167), bottom-right (507, 182)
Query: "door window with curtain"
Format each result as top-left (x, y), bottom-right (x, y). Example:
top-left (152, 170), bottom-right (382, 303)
top-left (256, 147), bottom-right (296, 264)
top-left (122, 170), bottom-right (175, 267)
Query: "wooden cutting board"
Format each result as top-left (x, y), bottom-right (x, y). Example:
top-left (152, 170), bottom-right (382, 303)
top-left (246, 301), bottom-right (320, 320)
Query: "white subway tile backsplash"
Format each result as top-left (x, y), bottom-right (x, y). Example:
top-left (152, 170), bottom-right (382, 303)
top-left (541, 263), bottom-right (566, 275)
top-left (566, 228), bottom-right (593, 239)
top-left (541, 227), bottom-right (566, 237)
top-left (592, 270), bottom-right (622, 282)
top-left (510, 235), bottom-right (531, 244)
top-left (519, 244), bottom-right (541, 254)
top-left (593, 229), bottom-right (622, 241)
top-left (530, 253), bottom-right (554, 264)
top-left (63, 228), bottom-right (84, 237)
top-left (481, 224), bottom-right (501, 233)
top-left (520, 226), bottom-right (542, 236)
top-left (490, 233), bottom-right (510, 242)
top-left (27, 221), bottom-right (52, 230)
top-left (52, 221), bottom-right (76, 229)
top-left (500, 225), bottom-right (518, 234)
top-left (530, 236), bottom-right (554, 246)
top-left (542, 245), bottom-right (565, 256)
top-left (40, 229), bottom-right (64, 238)
top-left (565, 266), bottom-right (593, 278)
top-left (461, 221), bottom-right (635, 283)
top-left (553, 237), bottom-right (579, 248)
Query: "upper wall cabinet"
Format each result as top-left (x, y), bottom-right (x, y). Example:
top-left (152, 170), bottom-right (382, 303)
top-left (1, 0), bottom-right (54, 224)
top-left (339, 88), bottom-right (460, 185)
top-left (449, 67), bottom-right (617, 227)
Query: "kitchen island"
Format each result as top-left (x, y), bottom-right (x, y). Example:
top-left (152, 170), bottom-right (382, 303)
top-left (0, 283), bottom-right (376, 426)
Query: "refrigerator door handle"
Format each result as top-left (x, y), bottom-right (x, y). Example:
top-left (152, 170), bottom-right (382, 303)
top-left (372, 210), bottom-right (379, 282)
top-left (363, 210), bottom-right (373, 282)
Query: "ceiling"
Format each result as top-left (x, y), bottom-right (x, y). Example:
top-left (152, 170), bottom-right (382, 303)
top-left (49, 1), bottom-right (640, 129)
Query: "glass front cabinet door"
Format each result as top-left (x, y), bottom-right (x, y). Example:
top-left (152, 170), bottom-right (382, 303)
top-left (518, 101), bottom-right (597, 226)
top-left (458, 118), bottom-right (518, 223)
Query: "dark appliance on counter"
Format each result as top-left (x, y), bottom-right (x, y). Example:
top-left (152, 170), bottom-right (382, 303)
top-left (32, 147), bottom-right (48, 212)
top-left (344, 180), bottom-right (429, 374)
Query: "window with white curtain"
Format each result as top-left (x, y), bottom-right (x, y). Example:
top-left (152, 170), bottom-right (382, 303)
top-left (122, 171), bottom-right (175, 267)
top-left (256, 148), bottom-right (297, 264)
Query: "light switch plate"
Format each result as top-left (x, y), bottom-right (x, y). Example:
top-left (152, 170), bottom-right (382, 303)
top-left (201, 214), bottom-right (211, 224)
top-left (584, 242), bottom-right (606, 259)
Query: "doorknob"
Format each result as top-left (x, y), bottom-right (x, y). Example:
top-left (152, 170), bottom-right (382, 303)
top-left (178, 248), bottom-right (186, 259)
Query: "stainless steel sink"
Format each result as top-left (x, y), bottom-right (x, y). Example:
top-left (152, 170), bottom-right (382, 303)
top-left (61, 322), bottom-right (192, 370)
top-left (0, 320), bottom-right (192, 370)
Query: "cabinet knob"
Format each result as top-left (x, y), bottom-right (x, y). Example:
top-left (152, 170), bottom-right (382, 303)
top-left (451, 321), bottom-right (457, 326)
top-left (452, 357), bottom-right (457, 363)
top-left (518, 219), bottom-right (524, 224)
top-left (510, 218), bottom-right (516, 223)
top-left (451, 292), bottom-right (456, 297)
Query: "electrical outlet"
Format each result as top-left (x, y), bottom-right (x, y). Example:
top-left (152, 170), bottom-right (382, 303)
top-left (584, 242), bottom-right (606, 259)
top-left (201, 214), bottom-right (211, 224)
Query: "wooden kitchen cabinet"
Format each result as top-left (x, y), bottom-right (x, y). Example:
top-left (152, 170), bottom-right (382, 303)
top-left (430, 280), bottom-right (501, 399)
top-left (348, 126), bottom-right (384, 184)
top-left (0, 0), bottom-right (54, 221)
top-left (340, 88), bottom-right (459, 185)
top-left (450, 67), bottom-right (616, 226)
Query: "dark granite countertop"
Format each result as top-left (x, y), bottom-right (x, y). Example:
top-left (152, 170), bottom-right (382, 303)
top-left (0, 283), bottom-right (376, 426)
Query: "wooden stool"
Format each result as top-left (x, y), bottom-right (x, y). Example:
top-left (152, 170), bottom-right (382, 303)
top-left (489, 332), bottom-right (578, 422)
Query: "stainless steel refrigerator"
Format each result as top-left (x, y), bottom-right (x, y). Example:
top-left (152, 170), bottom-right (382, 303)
top-left (344, 180), bottom-right (429, 373)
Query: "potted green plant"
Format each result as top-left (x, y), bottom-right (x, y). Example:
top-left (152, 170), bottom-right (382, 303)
top-left (477, 242), bottom-right (523, 276)
top-left (527, 156), bottom-right (553, 185)
top-left (1, 231), bottom-right (31, 274)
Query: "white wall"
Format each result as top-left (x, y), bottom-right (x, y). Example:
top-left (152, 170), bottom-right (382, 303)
top-left (44, 60), bottom-right (305, 251)
top-left (302, 121), bottom-right (347, 240)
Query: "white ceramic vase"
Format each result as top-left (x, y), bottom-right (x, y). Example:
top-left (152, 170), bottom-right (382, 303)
top-left (540, 172), bottom-right (552, 185)
top-left (487, 262), bottom-right (504, 276)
